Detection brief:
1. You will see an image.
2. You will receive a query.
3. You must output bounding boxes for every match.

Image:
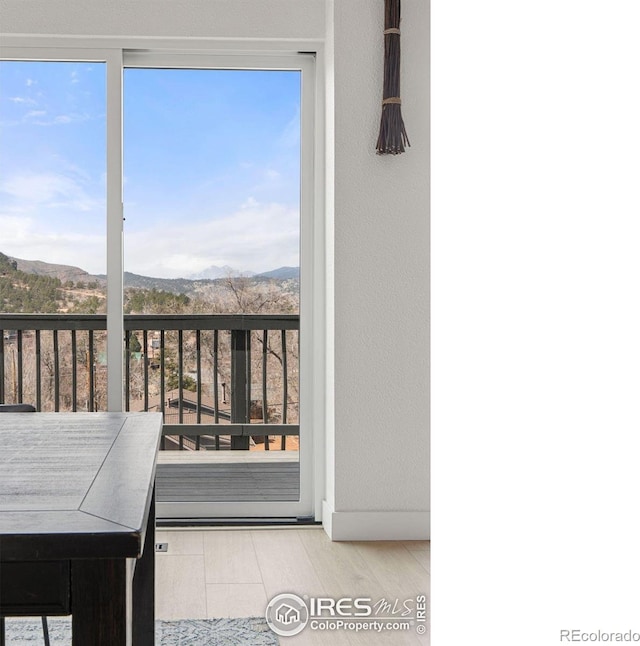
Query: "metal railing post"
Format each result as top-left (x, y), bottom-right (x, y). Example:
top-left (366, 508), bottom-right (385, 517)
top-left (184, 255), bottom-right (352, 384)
top-left (230, 329), bottom-right (250, 450)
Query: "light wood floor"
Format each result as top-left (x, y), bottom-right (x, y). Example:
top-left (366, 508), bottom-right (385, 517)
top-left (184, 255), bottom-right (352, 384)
top-left (155, 527), bottom-right (430, 645)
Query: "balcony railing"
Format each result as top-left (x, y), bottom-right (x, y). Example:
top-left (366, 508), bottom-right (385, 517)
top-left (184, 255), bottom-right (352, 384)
top-left (0, 313), bottom-right (299, 451)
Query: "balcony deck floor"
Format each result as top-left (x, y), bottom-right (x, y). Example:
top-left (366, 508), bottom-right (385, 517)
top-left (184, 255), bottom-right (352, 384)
top-left (156, 452), bottom-right (300, 502)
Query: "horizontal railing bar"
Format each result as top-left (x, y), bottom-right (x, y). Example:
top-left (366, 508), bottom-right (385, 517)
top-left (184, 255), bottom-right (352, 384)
top-left (0, 314), bottom-right (107, 331)
top-left (162, 424), bottom-right (300, 437)
top-left (124, 314), bottom-right (299, 331)
top-left (0, 313), bottom-right (298, 331)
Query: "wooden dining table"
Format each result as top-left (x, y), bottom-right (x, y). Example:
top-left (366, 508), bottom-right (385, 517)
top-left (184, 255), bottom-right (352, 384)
top-left (0, 411), bottom-right (163, 646)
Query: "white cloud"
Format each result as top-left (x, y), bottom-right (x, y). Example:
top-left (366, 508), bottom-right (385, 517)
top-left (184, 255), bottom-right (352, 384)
top-left (0, 172), bottom-right (103, 213)
top-left (125, 200), bottom-right (299, 278)
top-left (25, 78), bottom-right (36, 87)
top-left (265, 169), bottom-right (281, 181)
top-left (0, 215), bottom-right (36, 241)
top-left (0, 182), bottom-right (297, 278)
top-left (54, 158), bottom-right (92, 183)
top-left (9, 96), bottom-right (37, 105)
top-left (0, 170), bottom-right (106, 272)
top-left (0, 214), bottom-right (106, 274)
top-left (241, 197), bottom-right (259, 209)
top-left (246, 165), bottom-right (289, 197)
top-left (0, 106), bottom-right (89, 128)
top-left (29, 113), bottom-right (89, 126)
top-left (278, 108), bottom-right (300, 148)
top-left (0, 199), bottom-right (298, 278)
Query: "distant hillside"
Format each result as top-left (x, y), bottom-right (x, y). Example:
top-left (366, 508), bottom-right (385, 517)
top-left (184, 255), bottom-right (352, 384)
top-left (5, 252), bottom-right (299, 297)
top-left (10, 255), bottom-right (105, 285)
top-left (122, 271), bottom-right (298, 295)
top-left (256, 266), bottom-right (300, 280)
top-left (0, 252), bottom-right (63, 312)
top-left (120, 272), bottom-right (215, 295)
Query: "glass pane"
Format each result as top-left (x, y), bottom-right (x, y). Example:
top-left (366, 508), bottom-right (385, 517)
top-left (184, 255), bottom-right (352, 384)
top-left (0, 61), bottom-right (107, 409)
top-left (123, 67), bottom-right (301, 502)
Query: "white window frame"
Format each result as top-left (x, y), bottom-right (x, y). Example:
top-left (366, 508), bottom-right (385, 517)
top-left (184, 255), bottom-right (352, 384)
top-left (0, 38), bottom-right (327, 522)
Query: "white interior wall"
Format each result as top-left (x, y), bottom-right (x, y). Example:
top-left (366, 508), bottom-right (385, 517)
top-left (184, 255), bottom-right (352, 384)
top-left (328, 0), bottom-right (429, 540)
top-left (0, 0), bottom-right (326, 40)
top-left (0, 0), bottom-right (429, 540)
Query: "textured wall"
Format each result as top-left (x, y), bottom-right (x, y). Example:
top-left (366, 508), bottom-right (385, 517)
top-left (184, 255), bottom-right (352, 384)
top-left (333, 0), bottom-right (429, 513)
top-left (0, 0), bottom-right (325, 39)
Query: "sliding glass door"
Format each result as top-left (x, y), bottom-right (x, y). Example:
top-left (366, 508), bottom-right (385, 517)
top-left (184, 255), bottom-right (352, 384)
top-left (0, 46), bottom-right (316, 520)
top-left (123, 55), bottom-right (313, 519)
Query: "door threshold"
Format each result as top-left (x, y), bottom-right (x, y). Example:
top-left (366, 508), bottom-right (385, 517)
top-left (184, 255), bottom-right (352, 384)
top-left (157, 516), bottom-right (320, 528)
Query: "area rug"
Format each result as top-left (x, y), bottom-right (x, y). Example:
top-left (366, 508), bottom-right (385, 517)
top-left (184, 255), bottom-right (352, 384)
top-left (2, 617), bottom-right (279, 645)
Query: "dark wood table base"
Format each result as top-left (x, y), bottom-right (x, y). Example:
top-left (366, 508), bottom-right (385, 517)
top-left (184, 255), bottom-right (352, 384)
top-left (1, 493), bottom-right (155, 646)
top-left (0, 413), bottom-right (162, 646)
top-left (72, 493), bottom-right (155, 645)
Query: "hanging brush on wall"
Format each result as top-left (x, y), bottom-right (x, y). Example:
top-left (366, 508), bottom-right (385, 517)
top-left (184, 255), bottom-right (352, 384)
top-left (376, 0), bottom-right (410, 155)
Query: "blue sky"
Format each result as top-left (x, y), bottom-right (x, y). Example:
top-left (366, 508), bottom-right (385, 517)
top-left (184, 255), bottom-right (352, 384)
top-left (0, 61), bottom-right (300, 277)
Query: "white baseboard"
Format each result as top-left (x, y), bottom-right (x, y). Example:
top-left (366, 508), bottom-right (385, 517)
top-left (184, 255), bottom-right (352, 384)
top-left (322, 501), bottom-right (430, 541)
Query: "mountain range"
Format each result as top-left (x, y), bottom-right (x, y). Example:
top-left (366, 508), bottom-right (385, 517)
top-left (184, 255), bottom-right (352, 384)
top-left (187, 265), bottom-right (255, 280)
top-left (7, 254), bottom-right (299, 294)
top-left (187, 265), bottom-right (299, 281)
